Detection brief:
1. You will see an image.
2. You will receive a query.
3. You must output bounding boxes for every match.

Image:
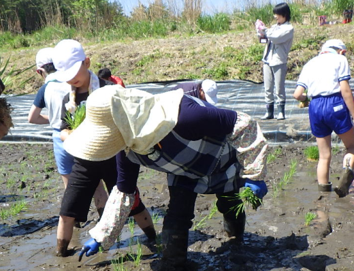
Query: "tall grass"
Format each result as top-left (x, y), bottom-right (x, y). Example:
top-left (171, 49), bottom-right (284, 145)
top-left (0, 1), bottom-right (350, 51)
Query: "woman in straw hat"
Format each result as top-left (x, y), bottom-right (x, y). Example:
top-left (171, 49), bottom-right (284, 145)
top-left (64, 85), bottom-right (268, 270)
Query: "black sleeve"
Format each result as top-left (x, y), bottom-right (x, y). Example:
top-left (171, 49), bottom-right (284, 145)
top-left (173, 96), bottom-right (237, 140)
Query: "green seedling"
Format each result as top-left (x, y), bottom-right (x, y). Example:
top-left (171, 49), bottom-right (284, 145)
top-left (304, 146), bottom-right (319, 161)
top-left (152, 212), bottom-right (161, 224)
top-left (226, 187), bottom-right (262, 219)
top-left (0, 200), bottom-right (27, 220)
top-left (128, 217), bottom-right (135, 236)
top-left (273, 159), bottom-right (297, 197)
top-left (193, 200), bottom-right (217, 230)
top-left (332, 145), bottom-right (340, 155)
top-left (112, 256), bottom-right (128, 271)
top-left (305, 212), bottom-right (316, 226)
top-left (64, 104), bottom-right (86, 130)
top-left (267, 147), bottom-right (282, 164)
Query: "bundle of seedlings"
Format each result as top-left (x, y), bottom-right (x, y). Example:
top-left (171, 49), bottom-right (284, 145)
top-left (226, 187), bottom-right (263, 218)
top-left (64, 104), bottom-right (86, 130)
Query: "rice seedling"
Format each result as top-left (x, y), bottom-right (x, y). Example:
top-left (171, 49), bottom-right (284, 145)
top-left (225, 188), bottom-right (262, 219)
top-left (193, 200), bottom-right (217, 230)
top-left (267, 147), bottom-right (282, 164)
top-left (128, 217), bottom-right (135, 236)
top-left (152, 212), bottom-right (161, 224)
top-left (304, 146), bottom-right (319, 161)
top-left (64, 104), bottom-right (86, 130)
top-left (112, 257), bottom-right (127, 271)
top-left (304, 212), bottom-right (317, 226)
top-left (129, 240), bottom-right (142, 267)
top-left (0, 200), bottom-right (27, 220)
top-left (273, 159), bottom-right (297, 197)
top-left (332, 145), bottom-right (341, 155)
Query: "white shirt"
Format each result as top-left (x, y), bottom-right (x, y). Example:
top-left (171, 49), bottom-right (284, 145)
top-left (297, 52), bottom-right (350, 98)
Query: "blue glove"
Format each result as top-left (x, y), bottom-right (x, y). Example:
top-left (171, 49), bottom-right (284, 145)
top-left (244, 179), bottom-right (268, 199)
top-left (78, 238), bottom-right (100, 262)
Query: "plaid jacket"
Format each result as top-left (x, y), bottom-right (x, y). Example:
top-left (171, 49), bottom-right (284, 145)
top-left (127, 130), bottom-right (241, 194)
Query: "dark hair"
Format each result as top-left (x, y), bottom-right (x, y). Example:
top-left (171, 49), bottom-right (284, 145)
top-left (41, 63), bottom-right (56, 74)
top-left (98, 68), bottom-right (112, 80)
top-left (273, 2), bottom-right (291, 22)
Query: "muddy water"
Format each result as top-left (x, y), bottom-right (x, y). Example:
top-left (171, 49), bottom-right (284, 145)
top-left (1, 143), bottom-right (354, 270)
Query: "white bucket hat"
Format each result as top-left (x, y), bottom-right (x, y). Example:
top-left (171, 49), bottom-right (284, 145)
top-left (52, 39), bottom-right (86, 82)
top-left (64, 85), bottom-right (184, 161)
top-left (36, 48), bottom-right (54, 69)
top-left (202, 79), bottom-right (218, 105)
top-left (321, 39), bottom-right (347, 52)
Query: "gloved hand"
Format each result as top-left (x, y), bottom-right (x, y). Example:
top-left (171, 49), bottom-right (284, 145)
top-left (78, 238), bottom-right (100, 262)
top-left (245, 179), bottom-right (268, 199)
top-left (255, 19), bottom-right (266, 37)
top-left (132, 187), bottom-right (140, 210)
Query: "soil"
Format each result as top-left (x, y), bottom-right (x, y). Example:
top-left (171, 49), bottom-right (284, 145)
top-left (1, 142), bottom-right (354, 271)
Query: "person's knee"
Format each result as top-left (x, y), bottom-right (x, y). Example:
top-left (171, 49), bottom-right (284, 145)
top-left (60, 215), bottom-right (75, 224)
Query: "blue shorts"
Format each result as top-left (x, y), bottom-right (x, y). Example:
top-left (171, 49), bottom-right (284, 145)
top-left (309, 93), bottom-right (353, 138)
top-left (52, 129), bottom-right (75, 175)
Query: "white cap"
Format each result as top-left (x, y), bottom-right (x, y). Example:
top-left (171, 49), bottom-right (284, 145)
top-left (322, 39), bottom-right (347, 51)
top-left (202, 79), bottom-right (218, 105)
top-left (36, 48), bottom-right (54, 69)
top-left (52, 39), bottom-right (86, 82)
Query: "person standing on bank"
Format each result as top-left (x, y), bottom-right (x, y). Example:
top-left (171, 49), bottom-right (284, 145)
top-left (258, 2), bottom-right (294, 120)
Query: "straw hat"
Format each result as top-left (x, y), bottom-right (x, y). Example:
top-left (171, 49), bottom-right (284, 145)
top-left (63, 86), bottom-right (125, 161)
top-left (64, 85), bottom-right (184, 161)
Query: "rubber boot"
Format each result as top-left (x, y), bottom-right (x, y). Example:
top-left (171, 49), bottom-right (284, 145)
top-left (334, 168), bottom-right (354, 197)
top-left (261, 103), bottom-right (274, 120)
top-left (56, 239), bottom-right (70, 257)
top-left (159, 229), bottom-right (189, 271)
top-left (142, 225), bottom-right (157, 241)
top-left (223, 214), bottom-right (246, 243)
top-left (277, 104), bottom-right (285, 120)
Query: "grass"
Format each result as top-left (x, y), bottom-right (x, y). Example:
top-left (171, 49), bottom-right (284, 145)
top-left (304, 146), bottom-right (319, 161)
top-left (304, 212), bottom-right (317, 226)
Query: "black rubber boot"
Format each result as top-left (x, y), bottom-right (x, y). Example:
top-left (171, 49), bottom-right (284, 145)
top-left (261, 103), bottom-right (274, 120)
top-left (277, 104), bottom-right (285, 120)
top-left (142, 225), bottom-right (157, 241)
top-left (159, 229), bottom-right (189, 271)
top-left (223, 214), bottom-right (246, 243)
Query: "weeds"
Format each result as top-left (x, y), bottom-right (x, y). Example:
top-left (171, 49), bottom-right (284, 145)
top-left (304, 212), bottom-right (317, 226)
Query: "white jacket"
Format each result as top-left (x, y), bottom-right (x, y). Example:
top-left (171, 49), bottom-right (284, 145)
top-left (262, 21), bottom-right (294, 66)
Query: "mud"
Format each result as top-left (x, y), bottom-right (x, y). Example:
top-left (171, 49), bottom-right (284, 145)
top-left (1, 142), bottom-right (354, 271)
